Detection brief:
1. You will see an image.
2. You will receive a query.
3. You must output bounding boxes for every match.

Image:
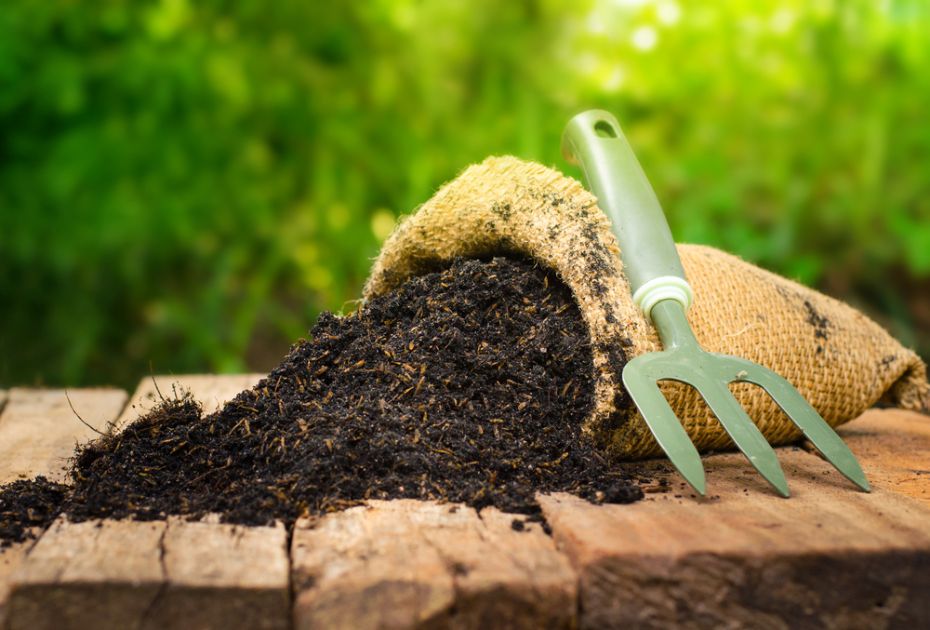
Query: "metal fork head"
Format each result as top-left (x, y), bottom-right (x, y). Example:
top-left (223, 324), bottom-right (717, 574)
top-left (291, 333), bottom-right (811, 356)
top-left (622, 344), bottom-right (871, 497)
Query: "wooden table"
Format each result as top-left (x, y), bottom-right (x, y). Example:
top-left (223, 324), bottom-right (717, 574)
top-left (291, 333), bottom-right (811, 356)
top-left (0, 376), bottom-right (928, 629)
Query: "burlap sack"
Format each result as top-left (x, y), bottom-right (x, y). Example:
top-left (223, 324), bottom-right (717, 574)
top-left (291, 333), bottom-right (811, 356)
top-left (364, 156), bottom-right (929, 458)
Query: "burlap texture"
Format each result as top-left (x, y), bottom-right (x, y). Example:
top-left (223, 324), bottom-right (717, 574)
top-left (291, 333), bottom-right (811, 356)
top-left (364, 156), bottom-right (930, 458)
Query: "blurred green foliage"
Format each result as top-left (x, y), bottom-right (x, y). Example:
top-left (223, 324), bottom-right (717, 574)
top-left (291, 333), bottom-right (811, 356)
top-left (2, 0), bottom-right (929, 388)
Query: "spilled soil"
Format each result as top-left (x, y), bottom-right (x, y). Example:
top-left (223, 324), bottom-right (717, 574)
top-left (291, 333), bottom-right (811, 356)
top-left (0, 257), bottom-right (642, 546)
top-left (0, 477), bottom-right (69, 545)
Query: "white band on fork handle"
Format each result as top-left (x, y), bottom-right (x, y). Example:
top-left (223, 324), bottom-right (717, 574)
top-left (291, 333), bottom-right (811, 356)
top-left (632, 276), bottom-right (694, 322)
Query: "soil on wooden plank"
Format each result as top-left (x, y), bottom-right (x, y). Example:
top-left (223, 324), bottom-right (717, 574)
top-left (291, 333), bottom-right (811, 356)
top-left (0, 257), bottom-right (643, 546)
top-left (0, 477), bottom-right (68, 545)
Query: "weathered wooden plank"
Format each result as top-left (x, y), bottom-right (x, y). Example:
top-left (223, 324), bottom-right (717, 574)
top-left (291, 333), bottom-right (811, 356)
top-left (141, 518), bottom-right (289, 630)
top-left (838, 408), bottom-right (930, 507)
top-left (0, 388), bottom-right (127, 627)
top-left (7, 518), bottom-right (166, 630)
top-left (5, 381), bottom-right (927, 630)
top-left (293, 502), bottom-right (454, 630)
top-left (0, 545), bottom-right (32, 630)
top-left (291, 499), bottom-right (577, 629)
top-left (109, 373), bottom-right (264, 434)
top-left (0, 388), bottom-right (128, 483)
top-left (6, 375), bottom-right (289, 630)
top-left (8, 516), bottom-right (290, 630)
top-left (540, 409), bottom-right (930, 629)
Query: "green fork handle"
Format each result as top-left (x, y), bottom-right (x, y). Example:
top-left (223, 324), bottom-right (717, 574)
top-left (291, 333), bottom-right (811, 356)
top-left (561, 110), bottom-right (693, 321)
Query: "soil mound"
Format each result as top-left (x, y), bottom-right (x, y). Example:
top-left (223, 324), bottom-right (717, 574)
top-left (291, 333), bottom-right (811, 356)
top-left (1, 257), bottom-right (642, 546)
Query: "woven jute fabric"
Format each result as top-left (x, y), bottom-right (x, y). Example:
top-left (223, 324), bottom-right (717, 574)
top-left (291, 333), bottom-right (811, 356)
top-left (364, 156), bottom-right (930, 458)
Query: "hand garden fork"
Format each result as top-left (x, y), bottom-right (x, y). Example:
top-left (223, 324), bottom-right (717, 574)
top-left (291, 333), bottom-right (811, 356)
top-left (562, 110), bottom-right (870, 497)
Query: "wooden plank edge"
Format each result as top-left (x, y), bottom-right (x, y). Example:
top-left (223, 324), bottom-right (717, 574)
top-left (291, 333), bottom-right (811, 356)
top-left (6, 516), bottom-right (291, 630)
top-left (291, 500), bottom-right (578, 629)
top-left (5, 376), bottom-right (283, 630)
top-left (0, 387), bottom-right (130, 629)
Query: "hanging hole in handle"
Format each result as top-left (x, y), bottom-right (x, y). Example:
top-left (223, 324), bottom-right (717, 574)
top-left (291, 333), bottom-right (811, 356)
top-left (594, 120), bottom-right (617, 138)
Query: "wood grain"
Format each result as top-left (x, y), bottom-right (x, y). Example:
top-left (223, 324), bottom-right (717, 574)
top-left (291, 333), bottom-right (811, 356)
top-left (0, 388), bottom-right (127, 483)
top-left (1, 380), bottom-right (927, 629)
top-left (7, 518), bottom-right (166, 630)
top-left (291, 499), bottom-right (577, 629)
top-left (0, 388), bottom-right (127, 627)
top-left (540, 409), bottom-right (930, 629)
top-left (5, 375), bottom-right (289, 630)
top-left (838, 408), bottom-right (930, 508)
top-left (0, 546), bottom-right (31, 630)
top-left (140, 518), bottom-right (290, 630)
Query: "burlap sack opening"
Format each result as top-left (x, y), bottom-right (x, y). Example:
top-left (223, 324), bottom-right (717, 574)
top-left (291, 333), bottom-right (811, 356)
top-left (364, 156), bottom-right (930, 459)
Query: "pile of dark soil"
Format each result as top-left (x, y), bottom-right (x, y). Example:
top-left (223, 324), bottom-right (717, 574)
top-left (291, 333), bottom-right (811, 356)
top-left (0, 257), bottom-right (642, 545)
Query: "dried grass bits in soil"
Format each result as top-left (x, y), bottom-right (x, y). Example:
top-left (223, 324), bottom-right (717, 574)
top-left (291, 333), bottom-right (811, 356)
top-left (0, 257), bottom-right (642, 544)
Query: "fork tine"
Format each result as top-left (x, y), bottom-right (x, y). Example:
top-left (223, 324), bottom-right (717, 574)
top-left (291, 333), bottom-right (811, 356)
top-left (741, 365), bottom-right (871, 492)
top-left (697, 383), bottom-right (790, 497)
top-left (622, 364), bottom-right (706, 495)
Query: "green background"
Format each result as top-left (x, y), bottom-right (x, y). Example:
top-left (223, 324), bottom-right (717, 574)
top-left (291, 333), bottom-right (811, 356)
top-left (2, 0), bottom-right (929, 388)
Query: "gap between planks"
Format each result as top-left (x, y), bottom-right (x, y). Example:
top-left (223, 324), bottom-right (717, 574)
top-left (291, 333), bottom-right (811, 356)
top-left (5, 374), bottom-right (580, 630)
top-left (290, 500), bottom-right (576, 629)
top-left (3, 375), bottom-right (295, 630)
top-left (3, 375), bottom-right (930, 629)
